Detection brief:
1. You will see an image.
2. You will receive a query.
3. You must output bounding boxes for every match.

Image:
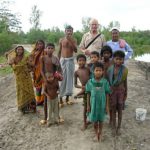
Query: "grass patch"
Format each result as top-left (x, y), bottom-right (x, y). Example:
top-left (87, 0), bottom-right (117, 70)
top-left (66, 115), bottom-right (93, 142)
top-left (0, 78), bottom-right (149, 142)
top-left (0, 55), bottom-right (13, 76)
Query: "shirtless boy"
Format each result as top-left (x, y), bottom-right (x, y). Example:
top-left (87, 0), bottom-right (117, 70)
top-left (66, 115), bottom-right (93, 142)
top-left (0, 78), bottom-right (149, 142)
top-left (40, 43), bottom-right (62, 124)
top-left (58, 25), bottom-right (77, 107)
top-left (74, 54), bottom-right (90, 130)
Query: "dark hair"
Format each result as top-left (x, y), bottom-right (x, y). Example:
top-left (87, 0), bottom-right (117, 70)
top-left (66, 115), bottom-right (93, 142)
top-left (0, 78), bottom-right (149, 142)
top-left (90, 51), bottom-right (99, 58)
top-left (46, 43), bottom-right (55, 48)
top-left (93, 62), bottom-right (104, 70)
top-left (76, 54), bottom-right (86, 61)
top-left (35, 40), bottom-right (45, 49)
top-left (65, 25), bottom-right (73, 30)
top-left (15, 46), bottom-right (24, 51)
top-left (113, 50), bottom-right (125, 58)
top-left (101, 45), bottom-right (112, 57)
top-left (15, 46), bottom-right (24, 54)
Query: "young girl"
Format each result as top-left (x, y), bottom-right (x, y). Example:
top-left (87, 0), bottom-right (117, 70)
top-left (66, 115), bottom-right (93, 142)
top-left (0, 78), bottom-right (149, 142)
top-left (86, 62), bottom-right (111, 141)
top-left (88, 51), bottom-right (100, 79)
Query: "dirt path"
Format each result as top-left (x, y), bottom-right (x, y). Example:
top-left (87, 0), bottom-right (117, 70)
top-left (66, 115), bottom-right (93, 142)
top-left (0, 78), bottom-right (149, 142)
top-left (0, 59), bottom-right (150, 150)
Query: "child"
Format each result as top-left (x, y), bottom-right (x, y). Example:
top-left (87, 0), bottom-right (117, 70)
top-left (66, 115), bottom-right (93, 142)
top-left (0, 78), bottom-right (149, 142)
top-left (40, 43), bottom-right (63, 125)
top-left (74, 54), bottom-right (90, 130)
top-left (100, 45), bottom-right (113, 76)
top-left (86, 62), bottom-right (110, 141)
top-left (44, 72), bottom-right (59, 127)
top-left (88, 51), bottom-right (100, 79)
top-left (107, 50), bottom-right (128, 136)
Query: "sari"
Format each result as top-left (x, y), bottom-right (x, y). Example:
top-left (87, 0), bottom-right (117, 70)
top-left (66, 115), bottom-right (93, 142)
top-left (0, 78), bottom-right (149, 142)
top-left (31, 49), bottom-right (45, 105)
top-left (12, 57), bottom-right (36, 111)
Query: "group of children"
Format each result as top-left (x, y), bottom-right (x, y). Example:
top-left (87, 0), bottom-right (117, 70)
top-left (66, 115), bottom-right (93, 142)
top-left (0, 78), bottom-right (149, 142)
top-left (74, 46), bottom-right (128, 141)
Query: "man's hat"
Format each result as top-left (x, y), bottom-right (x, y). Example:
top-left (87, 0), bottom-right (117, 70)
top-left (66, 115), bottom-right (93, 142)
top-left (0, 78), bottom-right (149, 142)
top-left (110, 27), bottom-right (120, 32)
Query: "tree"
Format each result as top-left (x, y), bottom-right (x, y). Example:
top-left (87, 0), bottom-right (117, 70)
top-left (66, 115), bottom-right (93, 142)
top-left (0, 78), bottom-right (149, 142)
top-left (81, 17), bottom-right (91, 33)
top-left (108, 21), bottom-right (120, 31)
top-left (0, 0), bottom-right (21, 32)
top-left (29, 5), bottom-right (42, 30)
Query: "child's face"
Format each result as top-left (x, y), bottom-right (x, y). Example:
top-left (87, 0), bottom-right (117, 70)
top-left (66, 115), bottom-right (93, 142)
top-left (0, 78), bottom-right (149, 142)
top-left (16, 47), bottom-right (24, 56)
top-left (46, 46), bottom-right (54, 55)
top-left (94, 67), bottom-right (104, 78)
top-left (103, 51), bottom-right (111, 59)
top-left (91, 54), bottom-right (99, 63)
top-left (113, 56), bottom-right (124, 66)
top-left (77, 57), bottom-right (86, 68)
top-left (46, 75), bottom-right (54, 82)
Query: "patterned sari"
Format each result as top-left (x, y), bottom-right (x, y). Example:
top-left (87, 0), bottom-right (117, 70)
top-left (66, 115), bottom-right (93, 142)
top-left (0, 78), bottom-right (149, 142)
top-left (31, 49), bottom-right (45, 105)
top-left (12, 57), bottom-right (36, 111)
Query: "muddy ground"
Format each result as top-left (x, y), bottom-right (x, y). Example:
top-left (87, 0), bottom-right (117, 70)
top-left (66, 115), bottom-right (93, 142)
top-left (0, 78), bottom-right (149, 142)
top-left (0, 59), bottom-right (150, 150)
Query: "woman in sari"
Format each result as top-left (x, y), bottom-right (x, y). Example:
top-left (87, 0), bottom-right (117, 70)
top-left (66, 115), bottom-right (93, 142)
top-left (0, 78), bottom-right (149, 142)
top-left (8, 46), bottom-right (36, 113)
top-left (29, 40), bottom-right (45, 105)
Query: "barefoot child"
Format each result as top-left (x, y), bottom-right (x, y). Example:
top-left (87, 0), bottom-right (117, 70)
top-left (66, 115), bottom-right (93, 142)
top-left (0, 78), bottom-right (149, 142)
top-left (86, 62), bottom-right (110, 141)
top-left (40, 43), bottom-right (63, 125)
top-left (44, 72), bottom-right (59, 127)
top-left (88, 51), bottom-right (100, 79)
top-left (74, 54), bottom-right (90, 130)
top-left (107, 50), bottom-right (128, 136)
top-left (58, 25), bottom-right (77, 106)
top-left (100, 45), bottom-right (113, 125)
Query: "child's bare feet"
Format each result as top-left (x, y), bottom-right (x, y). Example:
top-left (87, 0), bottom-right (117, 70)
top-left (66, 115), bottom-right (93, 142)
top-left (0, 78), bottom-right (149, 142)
top-left (81, 124), bottom-right (87, 131)
top-left (112, 128), bottom-right (116, 137)
top-left (59, 102), bottom-right (64, 108)
top-left (66, 100), bottom-right (73, 105)
top-left (116, 128), bottom-right (121, 136)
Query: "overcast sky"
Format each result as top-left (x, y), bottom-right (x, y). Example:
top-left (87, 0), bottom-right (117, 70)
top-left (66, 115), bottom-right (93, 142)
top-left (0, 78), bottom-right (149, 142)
top-left (9, 0), bottom-right (150, 32)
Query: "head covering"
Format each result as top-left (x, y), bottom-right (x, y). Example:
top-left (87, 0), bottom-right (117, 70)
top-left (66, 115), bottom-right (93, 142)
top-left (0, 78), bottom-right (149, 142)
top-left (110, 27), bottom-right (120, 32)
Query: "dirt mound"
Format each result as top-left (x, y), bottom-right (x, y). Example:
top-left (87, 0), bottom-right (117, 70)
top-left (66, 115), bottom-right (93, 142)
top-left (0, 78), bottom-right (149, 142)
top-left (0, 60), bottom-right (150, 150)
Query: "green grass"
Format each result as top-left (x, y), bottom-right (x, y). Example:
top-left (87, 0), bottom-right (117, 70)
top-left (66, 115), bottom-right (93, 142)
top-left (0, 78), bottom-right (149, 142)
top-left (0, 55), bottom-right (13, 76)
top-left (0, 50), bottom-right (31, 76)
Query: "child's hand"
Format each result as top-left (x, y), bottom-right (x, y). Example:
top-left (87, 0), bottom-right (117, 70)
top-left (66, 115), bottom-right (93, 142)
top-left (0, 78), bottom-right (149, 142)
top-left (106, 106), bottom-right (109, 115)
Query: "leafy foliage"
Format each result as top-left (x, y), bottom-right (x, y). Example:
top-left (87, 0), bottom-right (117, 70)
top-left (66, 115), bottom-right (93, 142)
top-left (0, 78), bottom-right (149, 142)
top-left (29, 5), bottom-right (42, 30)
top-left (0, 1), bottom-right (149, 57)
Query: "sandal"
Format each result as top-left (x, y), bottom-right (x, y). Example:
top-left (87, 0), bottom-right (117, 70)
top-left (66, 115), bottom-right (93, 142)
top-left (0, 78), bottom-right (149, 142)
top-left (66, 100), bottom-right (73, 105)
top-left (39, 120), bottom-right (47, 125)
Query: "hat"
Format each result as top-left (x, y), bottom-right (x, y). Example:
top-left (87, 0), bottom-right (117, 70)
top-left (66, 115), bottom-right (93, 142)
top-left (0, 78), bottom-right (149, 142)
top-left (110, 27), bottom-right (119, 32)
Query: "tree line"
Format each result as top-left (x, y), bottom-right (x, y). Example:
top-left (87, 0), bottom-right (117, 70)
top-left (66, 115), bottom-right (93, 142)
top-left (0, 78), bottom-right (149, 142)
top-left (0, 1), bottom-right (150, 56)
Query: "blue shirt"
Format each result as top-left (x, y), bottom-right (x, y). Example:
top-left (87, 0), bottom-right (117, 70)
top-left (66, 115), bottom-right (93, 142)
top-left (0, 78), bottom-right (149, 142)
top-left (107, 40), bottom-right (133, 60)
